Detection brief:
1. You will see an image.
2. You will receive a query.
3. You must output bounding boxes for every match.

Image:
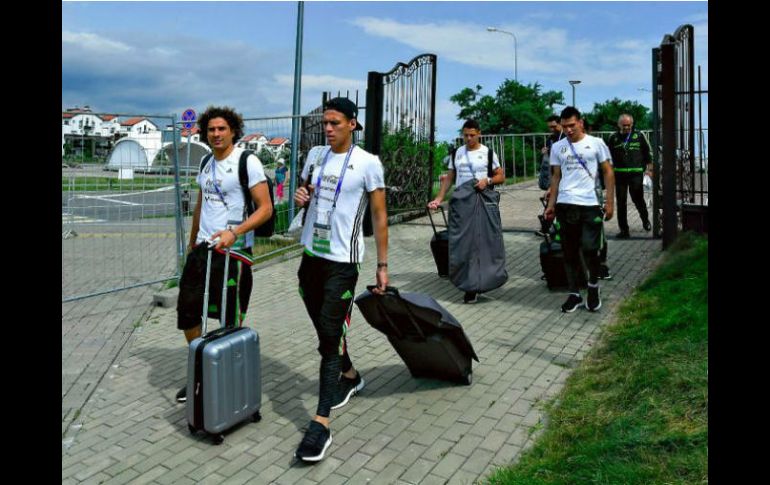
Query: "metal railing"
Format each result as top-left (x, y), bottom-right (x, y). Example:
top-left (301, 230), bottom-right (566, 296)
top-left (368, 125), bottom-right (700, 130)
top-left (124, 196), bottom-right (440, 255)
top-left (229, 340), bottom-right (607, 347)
top-left (62, 112), bottom-right (330, 302)
top-left (447, 131), bottom-right (652, 184)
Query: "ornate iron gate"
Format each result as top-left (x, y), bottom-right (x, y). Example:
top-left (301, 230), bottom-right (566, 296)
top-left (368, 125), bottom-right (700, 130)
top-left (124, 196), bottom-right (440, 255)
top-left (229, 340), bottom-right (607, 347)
top-left (365, 54), bottom-right (438, 212)
top-left (654, 24), bottom-right (708, 248)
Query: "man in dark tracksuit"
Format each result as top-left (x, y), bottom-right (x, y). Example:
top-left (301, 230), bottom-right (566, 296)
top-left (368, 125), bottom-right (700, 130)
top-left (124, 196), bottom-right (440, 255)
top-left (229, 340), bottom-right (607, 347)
top-left (292, 97), bottom-right (389, 462)
top-left (607, 114), bottom-right (652, 239)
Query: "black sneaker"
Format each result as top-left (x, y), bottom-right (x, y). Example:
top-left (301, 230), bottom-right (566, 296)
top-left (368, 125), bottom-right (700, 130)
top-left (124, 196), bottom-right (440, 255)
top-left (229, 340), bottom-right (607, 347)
top-left (331, 372), bottom-right (365, 410)
top-left (294, 421), bottom-right (332, 462)
top-left (586, 285), bottom-right (602, 312)
top-left (615, 231), bottom-right (630, 239)
top-left (176, 386), bottom-right (187, 403)
top-left (643, 220), bottom-right (652, 231)
top-left (561, 293), bottom-right (584, 313)
top-left (598, 265), bottom-right (613, 280)
top-left (463, 292), bottom-right (478, 304)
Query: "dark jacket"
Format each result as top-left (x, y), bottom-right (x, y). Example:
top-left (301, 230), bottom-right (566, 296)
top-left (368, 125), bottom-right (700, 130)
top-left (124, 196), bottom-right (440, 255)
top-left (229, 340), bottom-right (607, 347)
top-left (608, 130), bottom-right (651, 172)
top-left (538, 131), bottom-right (564, 190)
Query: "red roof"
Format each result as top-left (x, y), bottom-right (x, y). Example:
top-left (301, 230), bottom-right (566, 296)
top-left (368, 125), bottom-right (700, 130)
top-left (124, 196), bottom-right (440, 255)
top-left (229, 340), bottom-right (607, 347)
top-left (101, 115), bottom-right (117, 121)
top-left (267, 137), bottom-right (288, 146)
top-left (241, 133), bottom-right (266, 142)
top-left (121, 117), bottom-right (146, 126)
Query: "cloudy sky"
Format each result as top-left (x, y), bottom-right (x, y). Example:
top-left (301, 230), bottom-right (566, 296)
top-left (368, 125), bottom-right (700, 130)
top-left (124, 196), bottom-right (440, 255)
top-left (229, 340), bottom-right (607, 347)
top-left (62, 1), bottom-right (708, 142)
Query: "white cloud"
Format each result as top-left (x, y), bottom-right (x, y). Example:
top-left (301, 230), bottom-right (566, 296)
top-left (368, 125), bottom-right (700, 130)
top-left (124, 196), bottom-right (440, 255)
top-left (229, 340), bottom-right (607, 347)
top-left (352, 17), bottom-right (659, 88)
top-left (62, 30), bottom-right (132, 53)
top-left (274, 74), bottom-right (365, 92)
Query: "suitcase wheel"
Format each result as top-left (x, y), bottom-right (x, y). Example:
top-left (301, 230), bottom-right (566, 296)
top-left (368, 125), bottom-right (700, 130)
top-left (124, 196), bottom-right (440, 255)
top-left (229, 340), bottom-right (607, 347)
top-left (462, 372), bottom-right (472, 386)
top-left (252, 411), bottom-right (262, 423)
top-left (212, 434), bottom-right (224, 445)
top-left (187, 424), bottom-right (196, 435)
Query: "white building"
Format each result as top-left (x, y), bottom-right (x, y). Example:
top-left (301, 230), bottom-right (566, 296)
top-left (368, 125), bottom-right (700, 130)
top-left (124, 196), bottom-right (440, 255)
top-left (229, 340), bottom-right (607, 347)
top-left (238, 133), bottom-right (268, 152)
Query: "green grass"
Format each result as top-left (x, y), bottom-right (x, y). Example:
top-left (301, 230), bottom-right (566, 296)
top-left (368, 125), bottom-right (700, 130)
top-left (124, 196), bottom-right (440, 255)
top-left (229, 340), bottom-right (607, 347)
top-left (486, 232), bottom-right (708, 485)
top-left (62, 176), bottom-right (197, 192)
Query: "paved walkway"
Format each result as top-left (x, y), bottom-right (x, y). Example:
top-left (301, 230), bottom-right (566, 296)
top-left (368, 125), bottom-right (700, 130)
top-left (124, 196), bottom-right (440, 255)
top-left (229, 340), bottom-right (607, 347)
top-left (62, 181), bottom-right (662, 484)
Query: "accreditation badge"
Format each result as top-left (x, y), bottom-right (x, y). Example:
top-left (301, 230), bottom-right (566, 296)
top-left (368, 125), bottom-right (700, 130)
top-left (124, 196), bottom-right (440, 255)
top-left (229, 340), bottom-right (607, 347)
top-left (312, 209), bottom-right (332, 254)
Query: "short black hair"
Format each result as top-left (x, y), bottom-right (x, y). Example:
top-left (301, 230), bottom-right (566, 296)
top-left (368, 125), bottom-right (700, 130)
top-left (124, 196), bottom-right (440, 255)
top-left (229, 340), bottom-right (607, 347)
top-left (559, 106), bottom-right (582, 121)
top-left (198, 106), bottom-right (245, 146)
top-left (462, 119), bottom-right (481, 131)
top-left (546, 115), bottom-right (560, 124)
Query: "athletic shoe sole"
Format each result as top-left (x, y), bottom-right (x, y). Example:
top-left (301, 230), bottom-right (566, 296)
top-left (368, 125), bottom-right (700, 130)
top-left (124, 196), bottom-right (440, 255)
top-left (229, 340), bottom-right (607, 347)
top-left (587, 300), bottom-right (602, 312)
top-left (295, 435), bottom-right (332, 462)
top-left (562, 303), bottom-right (584, 313)
top-left (330, 378), bottom-right (365, 410)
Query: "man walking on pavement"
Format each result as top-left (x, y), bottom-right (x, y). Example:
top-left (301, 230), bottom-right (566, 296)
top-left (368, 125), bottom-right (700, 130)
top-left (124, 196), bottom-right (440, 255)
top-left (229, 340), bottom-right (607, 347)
top-left (428, 119), bottom-right (505, 304)
top-left (545, 107), bottom-right (615, 313)
top-left (607, 113), bottom-right (652, 238)
top-left (174, 106), bottom-right (273, 403)
top-left (292, 97), bottom-right (390, 462)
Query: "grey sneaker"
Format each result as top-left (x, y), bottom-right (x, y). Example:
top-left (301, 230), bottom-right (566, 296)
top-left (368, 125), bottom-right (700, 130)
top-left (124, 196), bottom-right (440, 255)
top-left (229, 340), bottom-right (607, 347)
top-left (561, 293), bottom-right (584, 313)
top-left (331, 373), bottom-right (365, 410)
top-left (294, 421), bottom-right (332, 462)
top-left (586, 285), bottom-right (602, 312)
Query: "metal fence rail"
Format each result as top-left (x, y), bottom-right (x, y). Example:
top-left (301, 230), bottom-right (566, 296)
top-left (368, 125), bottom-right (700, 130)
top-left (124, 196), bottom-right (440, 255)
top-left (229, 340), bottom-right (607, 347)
top-left (62, 112), bottom-right (335, 302)
top-left (447, 131), bottom-right (652, 185)
top-left (62, 113), bottom-right (183, 302)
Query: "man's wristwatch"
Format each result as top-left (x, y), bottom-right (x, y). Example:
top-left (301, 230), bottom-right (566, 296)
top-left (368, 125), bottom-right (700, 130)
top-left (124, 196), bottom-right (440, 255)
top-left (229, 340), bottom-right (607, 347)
top-left (487, 177), bottom-right (493, 187)
top-left (227, 228), bottom-right (238, 239)
top-left (377, 262), bottom-right (388, 268)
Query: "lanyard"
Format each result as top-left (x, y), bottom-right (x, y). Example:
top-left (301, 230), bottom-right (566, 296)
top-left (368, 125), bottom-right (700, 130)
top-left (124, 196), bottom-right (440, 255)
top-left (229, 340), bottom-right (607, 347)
top-left (210, 158), bottom-right (229, 210)
top-left (314, 144), bottom-right (355, 212)
top-left (567, 138), bottom-right (593, 179)
top-left (622, 130), bottom-right (633, 150)
top-left (463, 147), bottom-right (480, 178)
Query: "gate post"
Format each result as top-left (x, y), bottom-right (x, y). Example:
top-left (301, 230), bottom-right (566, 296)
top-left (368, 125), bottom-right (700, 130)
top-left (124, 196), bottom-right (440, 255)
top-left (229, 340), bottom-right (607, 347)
top-left (660, 39), bottom-right (677, 250)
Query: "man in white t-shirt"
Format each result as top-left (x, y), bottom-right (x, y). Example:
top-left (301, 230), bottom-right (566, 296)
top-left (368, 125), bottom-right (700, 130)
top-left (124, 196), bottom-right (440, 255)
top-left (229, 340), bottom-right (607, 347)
top-left (174, 106), bottom-right (273, 403)
top-left (545, 107), bottom-right (615, 313)
top-left (427, 119), bottom-right (505, 303)
top-left (292, 97), bottom-right (389, 462)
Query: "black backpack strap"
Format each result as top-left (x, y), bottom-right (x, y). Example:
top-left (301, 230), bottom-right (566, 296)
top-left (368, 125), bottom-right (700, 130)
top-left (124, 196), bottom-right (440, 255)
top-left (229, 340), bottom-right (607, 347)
top-left (200, 153), bottom-right (213, 172)
top-left (238, 150), bottom-right (255, 214)
top-left (488, 147), bottom-right (495, 177)
top-left (449, 146), bottom-right (457, 171)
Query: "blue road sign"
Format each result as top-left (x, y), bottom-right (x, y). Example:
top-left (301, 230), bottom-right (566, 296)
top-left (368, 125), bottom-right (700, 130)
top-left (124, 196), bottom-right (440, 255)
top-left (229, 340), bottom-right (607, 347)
top-left (182, 109), bottom-right (196, 130)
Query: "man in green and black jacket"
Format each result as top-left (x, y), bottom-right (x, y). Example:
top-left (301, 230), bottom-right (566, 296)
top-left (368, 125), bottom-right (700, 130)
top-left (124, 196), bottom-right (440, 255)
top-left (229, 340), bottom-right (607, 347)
top-left (607, 114), bottom-right (652, 238)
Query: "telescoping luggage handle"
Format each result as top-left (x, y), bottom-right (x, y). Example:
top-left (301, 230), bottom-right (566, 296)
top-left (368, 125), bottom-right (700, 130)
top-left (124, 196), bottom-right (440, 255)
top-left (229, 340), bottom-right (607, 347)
top-left (426, 206), bottom-right (447, 236)
top-left (201, 238), bottom-right (232, 337)
top-left (366, 285), bottom-right (428, 342)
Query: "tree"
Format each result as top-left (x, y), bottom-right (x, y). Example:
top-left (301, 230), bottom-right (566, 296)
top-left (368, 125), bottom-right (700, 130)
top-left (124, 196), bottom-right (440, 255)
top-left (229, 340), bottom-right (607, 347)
top-left (587, 98), bottom-right (651, 132)
top-left (449, 79), bottom-right (565, 135)
top-left (258, 147), bottom-right (274, 166)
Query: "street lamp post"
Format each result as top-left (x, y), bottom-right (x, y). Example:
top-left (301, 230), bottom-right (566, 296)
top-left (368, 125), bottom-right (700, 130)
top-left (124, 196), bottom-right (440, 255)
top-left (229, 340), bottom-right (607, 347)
top-left (569, 80), bottom-right (581, 106)
top-left (487, 27), bottom-right (517, 83)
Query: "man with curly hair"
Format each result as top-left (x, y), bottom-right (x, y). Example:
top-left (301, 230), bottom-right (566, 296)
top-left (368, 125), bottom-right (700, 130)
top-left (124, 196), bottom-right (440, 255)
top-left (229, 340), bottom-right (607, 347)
top-left (174, 106), bottom-right (273, 403)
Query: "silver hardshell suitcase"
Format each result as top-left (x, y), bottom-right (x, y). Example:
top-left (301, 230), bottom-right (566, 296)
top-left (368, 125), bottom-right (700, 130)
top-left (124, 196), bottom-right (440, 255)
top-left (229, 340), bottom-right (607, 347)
top-left (186, 245), bottom-right (261, 444)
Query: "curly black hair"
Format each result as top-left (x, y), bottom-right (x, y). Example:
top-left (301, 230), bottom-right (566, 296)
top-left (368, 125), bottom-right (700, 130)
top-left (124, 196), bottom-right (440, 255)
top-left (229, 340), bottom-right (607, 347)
top-left (197, 106), bottom-right (244, 146)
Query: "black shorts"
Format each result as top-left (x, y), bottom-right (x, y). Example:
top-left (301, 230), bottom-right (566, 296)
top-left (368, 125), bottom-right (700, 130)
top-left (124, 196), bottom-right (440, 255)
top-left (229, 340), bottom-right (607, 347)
top-left (555, 203), bottom-right (604, 253)
top-left (176, 243), bottom-right (253, 331)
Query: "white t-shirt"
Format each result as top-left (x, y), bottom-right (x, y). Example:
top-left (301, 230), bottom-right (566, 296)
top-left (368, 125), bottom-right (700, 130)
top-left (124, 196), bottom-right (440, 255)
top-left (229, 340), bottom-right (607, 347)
top-left (300, 145), bottom-right (385, 263)
top-left (550, 134), bottom-right (612, 206)
top-left (448, 145), bottom-right (501, 187)
top-left (196, 147), bottom-right (267, 248)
